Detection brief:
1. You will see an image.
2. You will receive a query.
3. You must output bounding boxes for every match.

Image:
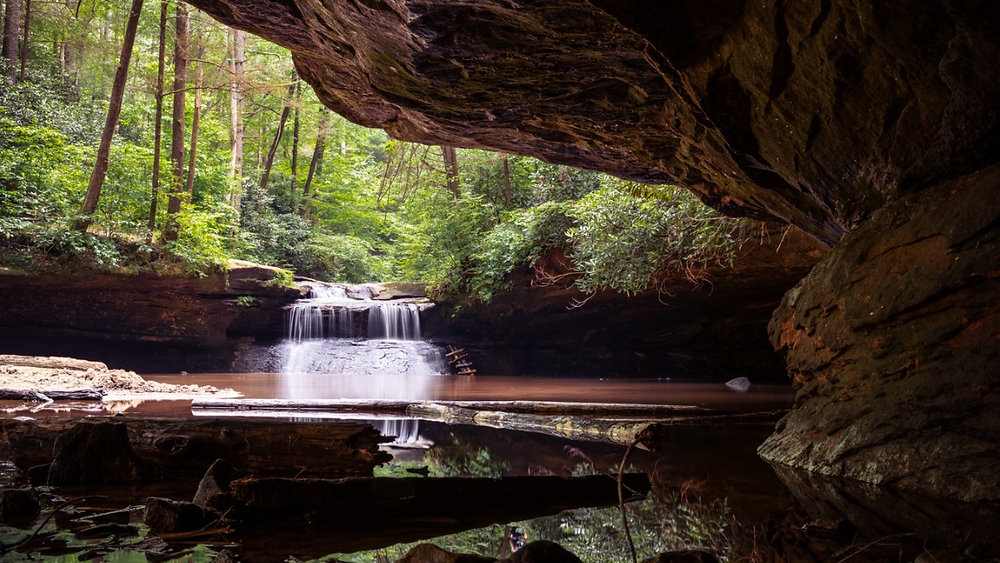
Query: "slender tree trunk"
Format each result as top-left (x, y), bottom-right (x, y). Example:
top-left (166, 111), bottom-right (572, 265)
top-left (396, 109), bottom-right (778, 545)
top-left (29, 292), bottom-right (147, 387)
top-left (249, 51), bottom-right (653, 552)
top-left (258, 79), bottom-right (296, 193)
top-left (17, 0), bottom-right (29, 81)
top-left (441, 146), bottom-right (460, 201)
top-left (501, 154), bottom-right (513, 206)
top-left (74, 0), bottom-right (144, 231)
top-left (301, 110), bottom-right (328, 217)
top-left (148, 0), bottom-right (167, 233)
top-left (185, 59), bottom-right (202, 201)
top-left (2, 0), bottom-right (20, 82)
top-left (164, 1), bottom-right (188, 241)
top-left (227, 27), bottom-right (245, 209)
top-left (290, 80), bottom-right (301, 189)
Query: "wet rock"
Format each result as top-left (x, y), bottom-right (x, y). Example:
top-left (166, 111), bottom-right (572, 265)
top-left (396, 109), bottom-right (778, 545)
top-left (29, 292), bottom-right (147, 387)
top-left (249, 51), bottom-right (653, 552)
top-left (724, 377), bottom-right (751, 393)
top-left (398, 543), bottom-right (493, 562)
top-left (193, 458), bottom-right (240, 510)
top-left (0, 487), bottom-right (40, 524)
top-left (761, 164), bottom-right (1000, 501)
top-left (643, 552), bottom-right (719, 563)
top-left (503, 540), bottom-right (582, 563)
top-left (143, 497), bottom-right (217, 532)
top-left (212, 549), bottom-right (239, 563)
top-left (48, 422), bottom-right (141, 485)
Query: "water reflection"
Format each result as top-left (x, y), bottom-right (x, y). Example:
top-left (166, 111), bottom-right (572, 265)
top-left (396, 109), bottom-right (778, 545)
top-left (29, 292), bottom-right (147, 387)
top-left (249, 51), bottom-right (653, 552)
top-left (144, 373), bottom-right (795, 411)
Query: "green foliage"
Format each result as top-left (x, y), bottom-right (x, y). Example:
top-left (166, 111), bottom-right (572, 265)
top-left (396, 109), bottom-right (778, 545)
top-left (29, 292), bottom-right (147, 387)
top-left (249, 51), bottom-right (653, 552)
top-left (163, 205), bottom-right (232, 276)
top-left (567, 182), bottom-right (749, 296)
top-left (2, 10), bottom-right (749, 297)
top-left (425, 435), bottom-right (510, 478)
top-left (465, 201), bottom-right (573, 301)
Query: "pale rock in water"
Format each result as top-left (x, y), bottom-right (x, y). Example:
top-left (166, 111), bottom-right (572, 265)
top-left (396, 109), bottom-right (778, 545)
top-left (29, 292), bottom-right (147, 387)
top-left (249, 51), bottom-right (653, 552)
top-left (725, 377), bottom-right (751, 393)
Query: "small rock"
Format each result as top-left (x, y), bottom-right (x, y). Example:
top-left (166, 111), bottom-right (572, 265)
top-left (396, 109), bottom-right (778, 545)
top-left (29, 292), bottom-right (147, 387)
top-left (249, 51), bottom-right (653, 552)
top-left (503, 540), bottom-right (582, 563)
top-left (0, 487), bottom-right (40, 524)
top-left (398, 543), bottom-right (494, 562)
top-left (144, 497), bottom-right (216, 532)
top-left (193, 459), bottom-right (240, 510)
top-left (213, 548), bottom-right (239, 562)
top-left (642, 551), bottom-right (720, 563)
top-left (724, 377), bottom-right (751, 392)
top-left (48, 422), bottom-right (141, 485)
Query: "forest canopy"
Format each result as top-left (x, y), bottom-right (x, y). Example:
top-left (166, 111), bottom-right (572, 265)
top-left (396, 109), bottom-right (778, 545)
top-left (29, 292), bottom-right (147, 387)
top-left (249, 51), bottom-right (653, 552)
top-left (0, 0), bottom-right (751, 302)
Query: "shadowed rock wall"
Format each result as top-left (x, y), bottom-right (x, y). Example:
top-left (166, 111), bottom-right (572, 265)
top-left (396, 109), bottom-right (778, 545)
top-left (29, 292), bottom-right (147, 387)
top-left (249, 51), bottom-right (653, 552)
top-left (0, 264), bottom-right (302, 373)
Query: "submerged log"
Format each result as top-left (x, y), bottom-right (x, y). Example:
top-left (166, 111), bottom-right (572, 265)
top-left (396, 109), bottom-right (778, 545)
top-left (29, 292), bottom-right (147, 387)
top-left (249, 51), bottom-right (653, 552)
top-left (0, 418), bottom-right (390, 479)
top-left (0, 388), bottom-right (104, 401)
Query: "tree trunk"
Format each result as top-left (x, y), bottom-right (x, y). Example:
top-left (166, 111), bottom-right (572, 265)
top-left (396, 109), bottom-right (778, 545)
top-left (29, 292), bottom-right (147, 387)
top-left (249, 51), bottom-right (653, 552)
top-left (17, 0), bottom-right (29, 81)
top-left (441, 145), bottom-right (460, 200)
top-left (290, 80), bottom-right (301, 189)
top-left (501, 154), bottom-right (513, 206)
top-left (73, 0), bottom-right (145, 232)
top-left (148, 0), bottom-right (167, 233)
top-left (227, 27), bottom-right (245, 210)
top-left (164, 1), bottom-right (188, 241)
top-left (258, 79), bottom-right (296, 193)
top-left (184, 59), bottom-right (202, 201)
top-left (301, 109), bottom-right (328, 216)
top-left (2, 0), bottom-right (20, 82)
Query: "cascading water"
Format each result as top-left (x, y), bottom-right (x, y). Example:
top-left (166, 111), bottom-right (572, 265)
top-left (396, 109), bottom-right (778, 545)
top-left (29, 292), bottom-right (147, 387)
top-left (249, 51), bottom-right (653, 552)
top-left (280, 282), bottom-right (443, 445)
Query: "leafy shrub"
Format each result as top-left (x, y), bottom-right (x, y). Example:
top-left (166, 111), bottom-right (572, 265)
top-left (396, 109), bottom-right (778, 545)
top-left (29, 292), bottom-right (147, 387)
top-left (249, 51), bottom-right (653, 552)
top-left (567, 182), bottom-right (749, 296)
top-left (163, 205), bottom-right (232, 276)
top-left (467, 201), bottom-right (573, 300)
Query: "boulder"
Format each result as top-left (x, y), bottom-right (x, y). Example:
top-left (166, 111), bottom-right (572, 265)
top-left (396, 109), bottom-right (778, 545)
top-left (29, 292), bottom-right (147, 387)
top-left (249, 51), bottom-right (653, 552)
top-left (761, 164), bottom-right (1000, 501)
top-left (47, 422), bottom-right (141, 485)
top-left (0, 487), bottom-right (40, 524)
top-left (193, 458), bottom-right (240, 510)
top-left (143, 497), bottom-right (217, 532)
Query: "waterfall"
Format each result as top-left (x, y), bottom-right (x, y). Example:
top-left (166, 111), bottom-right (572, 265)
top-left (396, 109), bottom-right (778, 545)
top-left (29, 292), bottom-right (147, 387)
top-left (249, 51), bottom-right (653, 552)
top-left (368, 303), bottom-right (421, 340)
top-left (280, 282), bottom-right (441, 446)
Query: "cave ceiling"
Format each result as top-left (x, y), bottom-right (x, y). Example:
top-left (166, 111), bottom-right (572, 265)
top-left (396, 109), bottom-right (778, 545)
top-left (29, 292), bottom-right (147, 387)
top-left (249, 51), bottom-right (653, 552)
top-left (187, 0), bottom-right (1000, 246)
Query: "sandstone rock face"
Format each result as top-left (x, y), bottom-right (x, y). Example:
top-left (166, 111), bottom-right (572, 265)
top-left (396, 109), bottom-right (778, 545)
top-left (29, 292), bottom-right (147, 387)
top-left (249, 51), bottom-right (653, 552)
top-left (0, 264), bottom-right (301, 372)
top-left (761, 164), bottom-right (1000, 501)
top-left (187, 0), bottom-right (999, 246)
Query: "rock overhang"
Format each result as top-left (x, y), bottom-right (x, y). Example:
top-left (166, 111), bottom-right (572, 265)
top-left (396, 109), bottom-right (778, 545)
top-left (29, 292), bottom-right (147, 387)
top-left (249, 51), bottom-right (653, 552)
top-left (186, 0), bottom-right (1000, 247)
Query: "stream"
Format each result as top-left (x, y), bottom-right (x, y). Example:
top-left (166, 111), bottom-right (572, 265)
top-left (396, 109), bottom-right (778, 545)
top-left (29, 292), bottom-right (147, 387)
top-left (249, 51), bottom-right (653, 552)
top-left (2, 283), bottom-right (998, 561)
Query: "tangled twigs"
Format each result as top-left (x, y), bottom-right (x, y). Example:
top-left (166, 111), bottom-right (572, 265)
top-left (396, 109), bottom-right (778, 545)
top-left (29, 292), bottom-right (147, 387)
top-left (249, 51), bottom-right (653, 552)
top-left (0, 495), bottom-right (108, 555)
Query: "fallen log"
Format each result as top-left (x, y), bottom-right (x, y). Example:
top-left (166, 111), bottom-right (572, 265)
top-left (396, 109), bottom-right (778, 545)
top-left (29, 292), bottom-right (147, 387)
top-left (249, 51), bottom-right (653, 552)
top-left (0, 418), bottom-right (390, 480)
top-left (407, 403), bottom-right (786, 450)
top-left (0, 388), bottom-right (105, 401)
top-left (190, 397), bottom-right (713, 417)
top-left (407, 402), bottom-right (667, 449)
